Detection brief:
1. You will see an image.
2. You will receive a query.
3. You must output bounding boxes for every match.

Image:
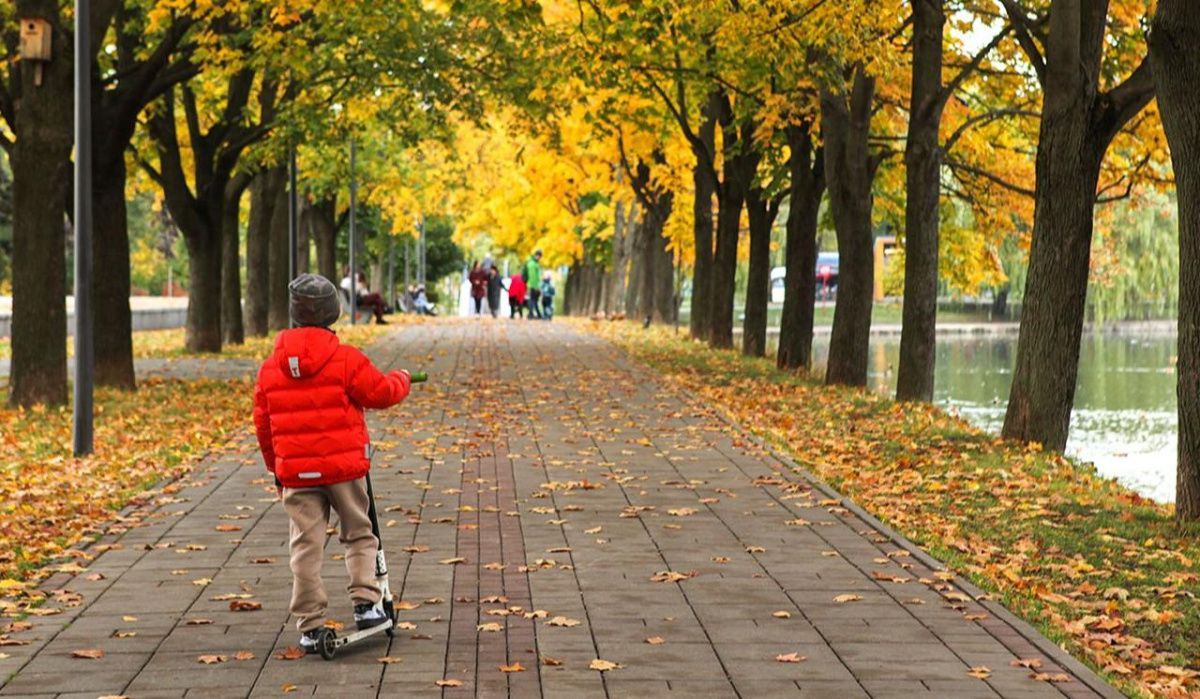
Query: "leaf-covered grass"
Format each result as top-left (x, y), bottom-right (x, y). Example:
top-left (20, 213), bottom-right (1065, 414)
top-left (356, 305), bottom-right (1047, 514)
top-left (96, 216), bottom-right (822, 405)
top-left (584, 319), bottom-right (1200, 699)
top-left (130, 323), bottom-right (393, 359)
top-left (0, 378), bottom-right (251, 588)
top-left (0, 322), bottom-right (393, 361)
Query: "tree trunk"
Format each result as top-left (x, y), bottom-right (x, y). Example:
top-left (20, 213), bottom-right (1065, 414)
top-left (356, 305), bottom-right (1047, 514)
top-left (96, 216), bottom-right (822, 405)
top-left (245, 168), bottom-right (282, 336)
top-left (624, 213), bottom-right (644, 317)
top-left (998, 1), bottom-right (1156, 449)
top-left (896, 0), bottom-right (945, 402)
top-left (1002, 126), bottom-right (1103, 449)
top-left (267, 176), bottom-right (291, 331)
top-left (1150, 0), bottom-right (1199, 519)
top-left (607, 196), bottom-right (629, 316)
top-left (643, 191), bottom-right (675, 324)
top-left (563, 264), bottom-right (578, 315)
top-left (7, 2), bottom-right (73, 408)
top-left (1000, 0), bottom-right (1154, 450)
top-left (992, 288), bottom-right (1009, 318)
top-left (298, 198), bottom-right (312, 275)
top-left (822, 70), bottom-right (878, 387)
top-left (184, 232), bottom-right (222, 352)
top-left (637, 220), bottom-right (653, 322)
top-left (777, 124), bottom-right (825, 371)
top-left (651, 225), bottom-right (676, 324)
top-left (311, 195), bottom-right (339, 282)
top-left (709, 110), bottom-right (752, 349)
top-left (690, 93), bottom-right (719, 340)
top-left (221, 175), bottom-right (249, 345)
top-left (587, 261), bottom-right (603, 315)
top-left (743, 187), bottom-right (778, 357)
top-left (92, 159), bottom-right (135, 389)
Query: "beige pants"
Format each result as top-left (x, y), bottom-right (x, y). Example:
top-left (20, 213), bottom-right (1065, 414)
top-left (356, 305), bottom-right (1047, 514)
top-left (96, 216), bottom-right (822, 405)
top-left (283, 478), bottom-right (381, 632)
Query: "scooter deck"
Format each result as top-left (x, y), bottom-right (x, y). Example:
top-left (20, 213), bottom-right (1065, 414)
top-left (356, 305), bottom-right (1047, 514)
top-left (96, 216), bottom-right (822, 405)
top-left (330, 620), bottom-right (393, 649)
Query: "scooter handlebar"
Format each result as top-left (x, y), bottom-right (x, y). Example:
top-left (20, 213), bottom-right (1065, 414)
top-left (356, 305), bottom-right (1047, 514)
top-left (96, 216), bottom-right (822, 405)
top-left (409, 371), bottom-right (428, 383)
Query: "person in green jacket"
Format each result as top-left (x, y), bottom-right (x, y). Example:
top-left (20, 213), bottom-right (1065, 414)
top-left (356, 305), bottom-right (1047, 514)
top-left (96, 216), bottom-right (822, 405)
top-left (523, 250), bottom-right (543, 319)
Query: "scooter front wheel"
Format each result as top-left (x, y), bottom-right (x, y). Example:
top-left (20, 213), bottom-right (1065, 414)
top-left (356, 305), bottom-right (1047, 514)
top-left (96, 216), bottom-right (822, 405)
top-left (317, 628), bottom-right (337, 661)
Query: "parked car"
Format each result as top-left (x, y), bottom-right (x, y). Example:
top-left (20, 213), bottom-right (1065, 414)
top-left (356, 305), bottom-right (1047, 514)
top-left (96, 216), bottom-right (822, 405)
top-left (768, 253), bottom-right (840, 303)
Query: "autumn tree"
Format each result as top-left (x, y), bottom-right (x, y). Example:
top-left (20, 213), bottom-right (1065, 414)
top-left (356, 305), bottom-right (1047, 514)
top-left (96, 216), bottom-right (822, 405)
top-left (142, 70), bottom-right (263, 351)
top-left (1000, 0), bottom-right (1156, 450)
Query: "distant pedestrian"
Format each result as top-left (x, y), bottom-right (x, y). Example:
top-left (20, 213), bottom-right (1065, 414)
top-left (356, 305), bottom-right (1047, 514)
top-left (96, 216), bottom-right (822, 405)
top-left (468, 261), bottom-right (487, 316)
top-left (414, 285), bottom-right (437, 316)
top-left (540, 272), bottom-right (556, 321)
top-left (340, 270), bottom-right (388, 324)
top-left (508, 273), bottom-right (526, 319)
top-left (486, 264), bottom-right (503, 317)
top-left (523, 250), bottom-right (543, 319)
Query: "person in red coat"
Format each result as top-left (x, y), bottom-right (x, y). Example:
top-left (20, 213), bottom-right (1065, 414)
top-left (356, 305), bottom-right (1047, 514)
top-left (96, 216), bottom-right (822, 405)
top-left (468, 261), bottom-right (488, 315)
top-left (253, 273), bottom-right (412, 653)
top-left (508, 273), bottom-right (527, 318)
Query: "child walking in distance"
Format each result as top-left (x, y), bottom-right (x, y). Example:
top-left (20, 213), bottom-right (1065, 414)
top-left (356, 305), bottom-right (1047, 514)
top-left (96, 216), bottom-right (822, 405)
top-left (540, 272), bottom-right (556, 320)
top-left (253, 273), bottom-right (412, 654)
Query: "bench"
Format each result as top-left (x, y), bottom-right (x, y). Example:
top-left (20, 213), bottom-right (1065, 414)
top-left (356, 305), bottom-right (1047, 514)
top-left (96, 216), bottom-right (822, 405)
top-left (340, 288), bottom-right (373, 324)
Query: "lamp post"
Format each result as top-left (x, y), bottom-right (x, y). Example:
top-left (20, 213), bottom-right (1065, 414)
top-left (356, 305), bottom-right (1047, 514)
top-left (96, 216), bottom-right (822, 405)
top-left (418, 215), bottom-right (426, 286)
top-left (73, 0), bottom-right (94, 457)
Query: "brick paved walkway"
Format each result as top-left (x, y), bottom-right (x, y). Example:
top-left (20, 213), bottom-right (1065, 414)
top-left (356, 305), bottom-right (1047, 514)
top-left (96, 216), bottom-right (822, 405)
top-left (0, 320), bottom-right (1119, 698)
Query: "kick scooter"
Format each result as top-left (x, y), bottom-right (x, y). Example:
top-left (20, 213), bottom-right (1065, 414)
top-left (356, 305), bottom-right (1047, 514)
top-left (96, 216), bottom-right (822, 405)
top-left (312, 370), bottom-right (427, 660)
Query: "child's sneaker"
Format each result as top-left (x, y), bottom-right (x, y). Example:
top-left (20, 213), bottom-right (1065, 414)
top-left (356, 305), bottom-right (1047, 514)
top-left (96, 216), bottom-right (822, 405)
top-left (299, 628), bottom-right (325, 654)
top-left (354, 600), bottom-right (389, 630)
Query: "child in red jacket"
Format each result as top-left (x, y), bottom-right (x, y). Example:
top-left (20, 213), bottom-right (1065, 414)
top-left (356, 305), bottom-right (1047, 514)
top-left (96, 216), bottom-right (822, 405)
top-left (253, 273), bottom-right (411, 653)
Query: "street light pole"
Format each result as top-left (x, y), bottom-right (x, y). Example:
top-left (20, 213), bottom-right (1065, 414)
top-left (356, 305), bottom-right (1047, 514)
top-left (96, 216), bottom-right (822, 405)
top-left (73, 0), bottom-right (94, 457)
top-left (348, 137), bottom-right (357, 325)
top-left (418, 215), bottom-right (426, 286)
top-left (404, 239), bottom-right (411, 307)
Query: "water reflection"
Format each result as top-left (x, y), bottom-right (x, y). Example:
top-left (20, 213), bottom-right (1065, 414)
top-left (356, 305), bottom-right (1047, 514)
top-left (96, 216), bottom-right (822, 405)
top-left (803, 333), bottom-right (1178, 503)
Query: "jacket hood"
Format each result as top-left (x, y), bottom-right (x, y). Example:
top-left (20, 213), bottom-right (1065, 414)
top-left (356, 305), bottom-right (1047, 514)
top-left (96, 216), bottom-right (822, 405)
top-left (274, 327), bottom-right (340, 380)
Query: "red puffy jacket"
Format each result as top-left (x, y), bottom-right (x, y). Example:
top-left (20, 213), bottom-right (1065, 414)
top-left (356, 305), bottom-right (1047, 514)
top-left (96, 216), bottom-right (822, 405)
top-left (253, 327), bottom-right (410, 488)
top-left (508, 274), bottom-right (526, 303)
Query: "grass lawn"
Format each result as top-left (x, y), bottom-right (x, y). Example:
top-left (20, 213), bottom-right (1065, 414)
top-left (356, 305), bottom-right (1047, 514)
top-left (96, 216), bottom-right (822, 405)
top-left (130, 323), bottom-right (392, 359)
top-left (0, 322), bottom-right (392, 361)
top-left (583, 319), bottom-right (1199, 699)
top-left (677, 301), bottom-right (1004, 329)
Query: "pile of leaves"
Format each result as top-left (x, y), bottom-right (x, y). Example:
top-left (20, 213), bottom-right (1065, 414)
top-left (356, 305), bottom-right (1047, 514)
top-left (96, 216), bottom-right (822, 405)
top-left (0, 378), bottom-right (250, 584)
top-left (585, 320), bottom-right (1200, 699)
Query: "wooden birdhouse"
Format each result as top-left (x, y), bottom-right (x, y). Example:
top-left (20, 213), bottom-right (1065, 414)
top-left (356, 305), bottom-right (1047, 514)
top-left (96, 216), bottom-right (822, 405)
top-left (19, 18), bottom-right (51, 61)
top-left (19, 18), bottom-right (52, 86)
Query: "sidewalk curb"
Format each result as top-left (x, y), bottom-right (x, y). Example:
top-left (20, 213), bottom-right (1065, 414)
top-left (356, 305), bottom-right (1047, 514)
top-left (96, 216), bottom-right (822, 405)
top-left (704, 406), bottom-right (1126, 699)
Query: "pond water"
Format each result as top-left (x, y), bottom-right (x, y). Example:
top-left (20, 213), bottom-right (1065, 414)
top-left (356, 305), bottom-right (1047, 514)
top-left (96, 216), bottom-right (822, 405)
top-left (804, 333), bottom-right (1178, 503)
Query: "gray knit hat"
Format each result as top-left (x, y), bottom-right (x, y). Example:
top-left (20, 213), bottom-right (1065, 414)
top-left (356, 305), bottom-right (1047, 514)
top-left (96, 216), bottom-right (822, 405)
top-left (288, 273), bottom-right (341, 328)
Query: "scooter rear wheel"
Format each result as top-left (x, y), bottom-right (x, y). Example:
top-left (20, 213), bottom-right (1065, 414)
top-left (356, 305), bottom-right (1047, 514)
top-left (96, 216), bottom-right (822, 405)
top-left (317, 628), bottom-right (337, 660)
top-left (383, 599), bottom-right (396, 638)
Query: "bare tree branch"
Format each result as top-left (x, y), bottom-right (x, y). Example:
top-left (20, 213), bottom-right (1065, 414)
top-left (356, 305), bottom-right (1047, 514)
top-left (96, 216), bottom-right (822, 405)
top-left (998, 0), bottom-right (1047, 85)
top-left (946, 157), bottom-right (1036, 197)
